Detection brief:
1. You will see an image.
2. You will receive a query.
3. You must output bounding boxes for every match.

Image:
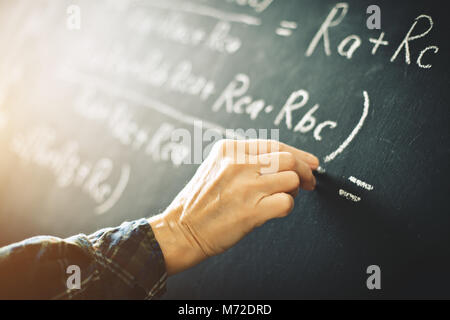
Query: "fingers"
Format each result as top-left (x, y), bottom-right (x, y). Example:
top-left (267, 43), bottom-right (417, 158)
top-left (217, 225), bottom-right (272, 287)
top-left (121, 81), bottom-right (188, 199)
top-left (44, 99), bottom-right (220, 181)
top-left (216, 139), bottom-right (317, 191)
top-left (259, 171), bottom-right (300, 194)
top-left (286, 146), bottom-right (320, 170)
top-left (255, 193), bottom-right (295, 226)
top-left (235, 139), bottom-right (320, 170)
top-left (289, 188), bottom-right (299, 198)
top-left (256, 152), bottom-right (296, 174)
top-left (257, 153), bottom-right (316, 191)
top-left (277, 142), bottom-right (319, 170)
top-left (295, 158), bottom-right (316, 191)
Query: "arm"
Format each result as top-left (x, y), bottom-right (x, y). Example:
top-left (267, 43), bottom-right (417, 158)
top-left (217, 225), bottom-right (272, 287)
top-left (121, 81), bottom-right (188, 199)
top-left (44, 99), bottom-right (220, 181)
top-left (0, 139), bottom-right (318, 298)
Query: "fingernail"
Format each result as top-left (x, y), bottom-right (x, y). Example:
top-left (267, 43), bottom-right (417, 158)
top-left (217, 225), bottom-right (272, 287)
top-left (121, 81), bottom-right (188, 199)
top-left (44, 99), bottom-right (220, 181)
top-left (306, 153), bottom-right (319, 169)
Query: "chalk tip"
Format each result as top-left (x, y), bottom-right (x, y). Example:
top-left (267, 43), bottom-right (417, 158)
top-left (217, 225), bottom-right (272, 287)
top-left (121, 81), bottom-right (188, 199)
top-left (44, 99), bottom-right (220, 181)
top-left (316, 166), bottom-right (326, 174)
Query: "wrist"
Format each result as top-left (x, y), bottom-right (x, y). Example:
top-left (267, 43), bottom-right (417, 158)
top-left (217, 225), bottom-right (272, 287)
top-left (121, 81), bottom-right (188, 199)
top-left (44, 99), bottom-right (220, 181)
top-left (147, 207), bottom-right (206, 276)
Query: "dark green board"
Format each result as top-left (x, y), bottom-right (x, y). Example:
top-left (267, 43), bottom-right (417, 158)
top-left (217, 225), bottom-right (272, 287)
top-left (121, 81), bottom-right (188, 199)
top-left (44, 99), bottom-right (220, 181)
top-left (0, 0), bottom-right (449, 298)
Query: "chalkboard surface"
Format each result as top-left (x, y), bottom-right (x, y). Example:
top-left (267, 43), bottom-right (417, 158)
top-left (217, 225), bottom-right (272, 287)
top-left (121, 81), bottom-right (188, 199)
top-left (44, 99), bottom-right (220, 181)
top-left (0, 0), bottom-right (449, 299)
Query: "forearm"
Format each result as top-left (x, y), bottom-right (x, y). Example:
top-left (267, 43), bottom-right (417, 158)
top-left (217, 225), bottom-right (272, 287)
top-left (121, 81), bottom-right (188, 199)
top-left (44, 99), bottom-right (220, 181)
top-left (0, 219), bottom-right (167, 299)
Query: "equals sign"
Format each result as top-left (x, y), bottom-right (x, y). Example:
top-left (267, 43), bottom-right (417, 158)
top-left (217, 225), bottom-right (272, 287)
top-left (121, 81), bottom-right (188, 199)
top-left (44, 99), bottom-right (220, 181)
top-left (276, 20), bottom-right (298, 37)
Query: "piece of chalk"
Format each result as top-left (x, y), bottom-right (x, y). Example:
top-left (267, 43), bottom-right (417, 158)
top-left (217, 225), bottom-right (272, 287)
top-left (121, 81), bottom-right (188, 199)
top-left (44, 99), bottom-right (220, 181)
top-left (316, 166), bottom-right (326, 174)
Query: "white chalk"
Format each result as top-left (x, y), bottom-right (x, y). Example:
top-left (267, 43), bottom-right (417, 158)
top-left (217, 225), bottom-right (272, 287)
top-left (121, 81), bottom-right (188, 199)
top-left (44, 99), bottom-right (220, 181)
top-left (338, 189), bottom-right (361, 202)
top-left (348, 176), bottom-right (374, 191)
top-left (324, 90), bottom-right (370, 163)
top-left (276, 21), bottom-right (298, 37)
top-left (316, 166), bottom-right (326, 174)
top-left (276, 28), bottom-right (293, 37)
top-left (280, 21), bottom-right (298, 29)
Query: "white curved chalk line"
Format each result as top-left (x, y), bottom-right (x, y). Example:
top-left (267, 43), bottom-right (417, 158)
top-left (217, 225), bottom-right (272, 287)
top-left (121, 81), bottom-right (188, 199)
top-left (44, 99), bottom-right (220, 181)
top-left (324, 91), bottom-right (370, 163)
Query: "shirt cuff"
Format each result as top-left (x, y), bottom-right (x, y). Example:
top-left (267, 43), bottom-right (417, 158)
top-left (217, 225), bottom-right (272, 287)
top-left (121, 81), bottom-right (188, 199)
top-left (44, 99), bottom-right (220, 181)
top-left (86, 218), bottom-right (168, 299)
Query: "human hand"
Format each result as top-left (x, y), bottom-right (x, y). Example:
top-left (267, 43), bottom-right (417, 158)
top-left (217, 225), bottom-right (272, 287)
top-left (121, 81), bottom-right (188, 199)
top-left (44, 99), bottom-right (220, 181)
top-left (148, 139), bottom-right (319, 275)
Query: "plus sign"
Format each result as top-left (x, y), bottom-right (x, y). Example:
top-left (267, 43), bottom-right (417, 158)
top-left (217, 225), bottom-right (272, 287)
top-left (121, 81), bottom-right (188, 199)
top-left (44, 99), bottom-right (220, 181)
top-left (369, 32), bottom-right (389, 55)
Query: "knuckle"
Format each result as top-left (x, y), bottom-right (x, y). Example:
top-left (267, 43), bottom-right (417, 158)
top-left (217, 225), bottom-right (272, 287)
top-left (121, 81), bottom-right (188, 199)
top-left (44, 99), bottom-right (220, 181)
top-left (287, 170), bottom-right (300, 189)
top-left (258, 139), bottom-right (278, 153)
top-left (269, 139), bottom-right (281, 151)
top-left (307, 171), bottom-right (314, 184)
top-left (247, 177), bottom-right (262, 191)
top-left (279, 193), bottom-right (294, 216)
top-left (284, 152), bottom-right (296, 169)
top-left (301, 169), bottom-right (314, 188)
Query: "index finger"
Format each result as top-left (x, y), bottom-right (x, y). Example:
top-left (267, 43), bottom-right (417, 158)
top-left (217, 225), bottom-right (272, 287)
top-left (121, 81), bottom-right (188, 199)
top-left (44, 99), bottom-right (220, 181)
top-left (238, 139), bottom-right (320, 170)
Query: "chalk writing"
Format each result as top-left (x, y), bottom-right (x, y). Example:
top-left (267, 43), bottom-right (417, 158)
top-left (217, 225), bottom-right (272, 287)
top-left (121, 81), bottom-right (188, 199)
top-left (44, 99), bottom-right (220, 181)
top-left (73, 89), bottom-right (192, 166)
top-left (338, 189), bottom-right (361, 202)
top-left (349, 176), bottom-right (374, 191)
top-left (225, 0), bottom-right (274, 13)
top-left (390, 15), bottom-right (436, 68)
top-left (306, 3), bottom-right (439, 69)
top-left (84, 50), bottom-right (216, 100)
top-left (212, 73), bottom-right (339, 143)
top-left (142, 1), bottom-right (262, 25)
top-left (10, 127), bottom-right (130, 214)
top-left (61, 67), bottom-right (241, 140)
top-left (276, 21), bottom-right (298, 37)
top-left (2, 0), bottom-right (442, 219)
top-left (127, 10), bottom-right (242, 54)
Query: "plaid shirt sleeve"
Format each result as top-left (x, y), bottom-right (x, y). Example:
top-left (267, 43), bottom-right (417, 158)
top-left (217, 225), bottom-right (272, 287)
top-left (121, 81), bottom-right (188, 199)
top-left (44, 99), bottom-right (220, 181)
top-left (0, 218), bottom-right (167, 299)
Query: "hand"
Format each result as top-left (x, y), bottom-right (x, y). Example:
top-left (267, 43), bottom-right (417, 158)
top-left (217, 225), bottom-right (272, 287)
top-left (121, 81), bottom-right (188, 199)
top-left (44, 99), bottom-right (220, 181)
top-left (148, 139), bottom-right (319, 275)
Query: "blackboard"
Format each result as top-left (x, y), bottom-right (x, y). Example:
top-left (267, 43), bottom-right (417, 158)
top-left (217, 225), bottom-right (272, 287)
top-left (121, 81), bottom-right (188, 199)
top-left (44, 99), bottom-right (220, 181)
top-left (0, 0), bottom-right (449, 298)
